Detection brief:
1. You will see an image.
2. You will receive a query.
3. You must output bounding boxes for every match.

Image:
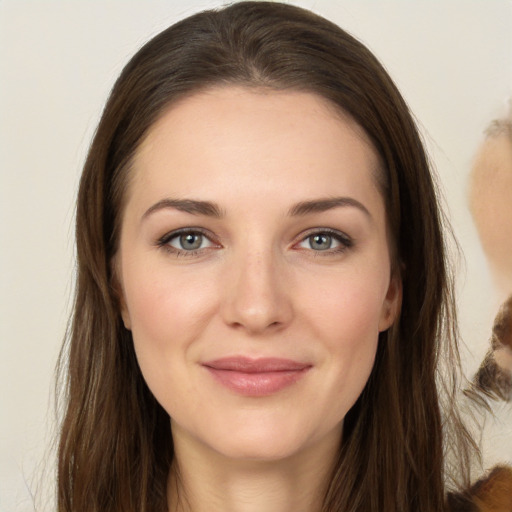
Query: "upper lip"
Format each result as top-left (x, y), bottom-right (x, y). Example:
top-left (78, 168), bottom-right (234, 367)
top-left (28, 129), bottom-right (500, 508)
top-left (202, 356), bottom-right (311, 373)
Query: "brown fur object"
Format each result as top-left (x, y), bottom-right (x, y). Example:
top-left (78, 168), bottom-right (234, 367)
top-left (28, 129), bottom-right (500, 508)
top-left (447, 465), bottom-right (512, 511)
top-left (466, 294), bottom-right (512, 403)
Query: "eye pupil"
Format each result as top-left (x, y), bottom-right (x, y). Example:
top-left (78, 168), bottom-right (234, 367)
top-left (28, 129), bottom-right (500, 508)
top-left (310, 234), bottom-right (331, 250)
top-left (180, 233), bottom-right (202, 250)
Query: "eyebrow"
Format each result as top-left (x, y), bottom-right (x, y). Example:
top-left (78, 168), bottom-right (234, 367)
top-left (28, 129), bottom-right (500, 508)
top-left (141, 196), bottom-right (371, 221)
top-left (288, 197), bottom-right (371, 218)
top-left (142, 198), bottom-right (224, 220)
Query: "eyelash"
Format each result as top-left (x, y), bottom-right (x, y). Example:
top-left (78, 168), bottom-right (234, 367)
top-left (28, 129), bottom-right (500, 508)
top-left (156, 227), bottom-right (353, 257)
top-left (294, 228), bottom-right (353, 256)
top-left (156, 227), bottom-right (218, 257)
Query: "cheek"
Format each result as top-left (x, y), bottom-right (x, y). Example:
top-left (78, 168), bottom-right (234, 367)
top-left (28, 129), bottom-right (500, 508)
top-left (298, 268), bottom-right (386, 405)
top-left (303, 267), bottom-right (387, 345)
top-left (323, 286), bottom-right (381, 373)
top-left (125, 265), bottom-right (214, 335)
top-left (122, 264), bottom-right (218, 384)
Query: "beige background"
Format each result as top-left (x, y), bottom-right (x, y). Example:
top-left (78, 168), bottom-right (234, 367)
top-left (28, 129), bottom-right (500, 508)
top-left (1, 1), bottom-right (511, 510)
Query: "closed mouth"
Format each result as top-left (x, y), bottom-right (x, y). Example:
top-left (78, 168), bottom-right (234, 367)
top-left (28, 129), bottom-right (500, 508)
top-left (202, 356), bottom-right (312, 396)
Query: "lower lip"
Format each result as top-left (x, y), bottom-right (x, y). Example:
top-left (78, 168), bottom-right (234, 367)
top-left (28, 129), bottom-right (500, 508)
top-left (204, 367), bottom-right (310, 396)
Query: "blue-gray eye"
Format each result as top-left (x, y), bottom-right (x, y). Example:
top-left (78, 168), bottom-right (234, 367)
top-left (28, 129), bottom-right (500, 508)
top-left (167, 232), bottom-right (212, 251)
top-left (308, 233), bottom-right (333, 251)
top-left (180, 233), bottom-right (203, 250)
top-left (297, 231), bottom-right (351, 252)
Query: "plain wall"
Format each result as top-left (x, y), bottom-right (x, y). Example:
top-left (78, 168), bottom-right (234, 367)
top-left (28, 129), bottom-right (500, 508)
top-left (1, 1), bottom-right (511, 510)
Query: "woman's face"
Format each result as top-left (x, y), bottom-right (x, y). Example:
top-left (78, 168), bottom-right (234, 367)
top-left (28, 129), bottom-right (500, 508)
top-left (117, 86), bottom-right (401, 462)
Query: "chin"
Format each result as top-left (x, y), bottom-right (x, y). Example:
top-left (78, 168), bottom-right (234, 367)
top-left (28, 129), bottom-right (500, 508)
top-left (208, 431), bottom-right (312, 462)
top-left (189, 410), bottom-right (342, 464)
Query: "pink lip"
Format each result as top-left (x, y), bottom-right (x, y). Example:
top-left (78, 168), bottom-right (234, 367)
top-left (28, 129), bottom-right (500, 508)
top-left (202, 357), bottom-right (312, 397)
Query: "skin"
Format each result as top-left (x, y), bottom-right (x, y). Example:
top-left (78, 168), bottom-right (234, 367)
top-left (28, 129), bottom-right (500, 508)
top-left (469, 132), bottom-right (512, 300)
top-left (117, 86), bottom-right (401, 512)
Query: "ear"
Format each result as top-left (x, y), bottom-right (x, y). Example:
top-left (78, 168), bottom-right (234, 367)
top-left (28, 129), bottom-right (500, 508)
top-left (119, 293), bottom-right (132, 331)
top-left (378, 272), bottom-right (402, 332)
top-left (111, 256), bottom-right (132, 331)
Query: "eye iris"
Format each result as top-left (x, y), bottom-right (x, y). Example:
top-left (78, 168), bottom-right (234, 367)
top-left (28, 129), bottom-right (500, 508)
top-left (310, 234), bottom-right (332, 250)
top-left (180, 233), bottom-right (202, 250)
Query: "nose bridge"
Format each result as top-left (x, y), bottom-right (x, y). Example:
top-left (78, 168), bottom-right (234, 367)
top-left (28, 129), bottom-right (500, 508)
top-left (222, 237), bottom-right (292, 333)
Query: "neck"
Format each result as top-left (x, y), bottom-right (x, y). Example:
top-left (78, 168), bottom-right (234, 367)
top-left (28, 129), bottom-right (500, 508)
top-left (167, 424), bottom-right (340, 512)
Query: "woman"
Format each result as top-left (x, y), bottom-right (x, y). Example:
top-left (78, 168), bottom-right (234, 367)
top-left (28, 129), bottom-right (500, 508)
top-left (57, 2), bottom-right (477, 510)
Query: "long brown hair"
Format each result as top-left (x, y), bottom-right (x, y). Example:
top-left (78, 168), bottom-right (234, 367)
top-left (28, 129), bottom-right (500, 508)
top-left (57, 2), bottom-right (476, 510)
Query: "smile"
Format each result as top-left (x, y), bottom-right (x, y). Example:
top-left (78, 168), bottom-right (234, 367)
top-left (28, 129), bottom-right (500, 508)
top-left (202, 357), bottom-right (312, 397)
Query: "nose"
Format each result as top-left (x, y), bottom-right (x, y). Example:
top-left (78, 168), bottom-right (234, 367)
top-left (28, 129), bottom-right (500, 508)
top-left (220, 246), bottom-right (294, 335)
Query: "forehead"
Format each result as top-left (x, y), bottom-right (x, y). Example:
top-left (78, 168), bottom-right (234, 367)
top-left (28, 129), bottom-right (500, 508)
top-left (128, 86), bottom-right (383, 211)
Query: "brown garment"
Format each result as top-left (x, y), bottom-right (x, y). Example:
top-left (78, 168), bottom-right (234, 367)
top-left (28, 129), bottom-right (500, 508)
top-left (447, 466), bottom-right (512, 511)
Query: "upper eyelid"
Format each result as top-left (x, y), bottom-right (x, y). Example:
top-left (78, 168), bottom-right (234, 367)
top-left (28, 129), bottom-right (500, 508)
top-left (294, 227), bottom-right (353, 244)
top-left (158, 227), bottom-right (217, 244)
